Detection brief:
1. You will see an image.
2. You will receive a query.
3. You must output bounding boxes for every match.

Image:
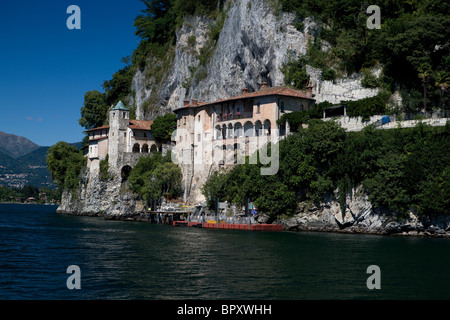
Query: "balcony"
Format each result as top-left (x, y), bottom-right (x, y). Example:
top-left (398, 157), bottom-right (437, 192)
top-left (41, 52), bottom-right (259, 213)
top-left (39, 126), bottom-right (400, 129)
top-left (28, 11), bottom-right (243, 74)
top-left (216, 112), bottom-right (253, 122)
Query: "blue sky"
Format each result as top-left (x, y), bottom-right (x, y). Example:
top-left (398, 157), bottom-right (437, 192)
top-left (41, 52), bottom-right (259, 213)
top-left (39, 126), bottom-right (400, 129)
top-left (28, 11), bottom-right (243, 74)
top-left (0, 0), bottom-right (146, 146)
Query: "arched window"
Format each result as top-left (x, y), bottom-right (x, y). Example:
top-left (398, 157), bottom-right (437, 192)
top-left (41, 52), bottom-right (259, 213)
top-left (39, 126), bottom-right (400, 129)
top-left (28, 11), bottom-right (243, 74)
top-left (142, 144), bottom-right (149, 153)
top-left (227, 123), bottom-right (233, 138)
top-left (254, 120), bottom-right (262, 137)
top-left (215, 125), bottom-right (222, 140)
top-left (234, 122), bottom-right (243, 137)
top-left (263, 119), bottom-right (271, 136)
top-left (244, 121), bottom-right (253, 137)
top-left (132, 143), bottom-right (140, 153)
top-left (121, 165), bottom-right (132, 182)
top-left (222, 124), bottom-right (227, 140)
top-left (150, 144), bottom-right (158, 153)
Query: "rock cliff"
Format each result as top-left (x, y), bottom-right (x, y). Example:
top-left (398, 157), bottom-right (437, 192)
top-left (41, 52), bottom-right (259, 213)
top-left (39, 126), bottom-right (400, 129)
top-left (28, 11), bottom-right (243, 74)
top-left (130, 0), bottom-right (380, 120)
top-left (276, 185), bottom-right (450, 237)
top-left (57, 167), bottom-right (144, 219)
top-left (131, 0), bottom-right (320, 119)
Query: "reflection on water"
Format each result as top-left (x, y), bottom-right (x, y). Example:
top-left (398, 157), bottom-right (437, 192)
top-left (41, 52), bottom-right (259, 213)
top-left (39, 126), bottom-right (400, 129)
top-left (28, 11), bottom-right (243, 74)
top-left (1, 204), bottom-right (450, 299)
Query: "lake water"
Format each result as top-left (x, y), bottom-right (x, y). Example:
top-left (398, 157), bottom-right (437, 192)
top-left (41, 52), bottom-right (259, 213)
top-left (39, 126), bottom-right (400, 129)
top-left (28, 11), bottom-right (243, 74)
top-left (1, 203), bottom-right (449, 300)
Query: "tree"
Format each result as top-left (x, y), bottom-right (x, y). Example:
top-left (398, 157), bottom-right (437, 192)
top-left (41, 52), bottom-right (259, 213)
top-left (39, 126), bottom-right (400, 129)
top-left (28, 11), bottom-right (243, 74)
top-left (102, 66), bottom-right (133, 107)
top-left (418, 64), bottom-right (431, 111)
top-left (151, 162), bottom-right (182, 199)
top-left (201, 170), bottom-right (227, 209)
top-left (134, 0), bottom-right (176, 45)
top-left (46, 142), bottom-right (86, 190)
top-left (128, 152), bottom-right (181, 206)
top-left (151, 113), bottom-right (177, 143)
top-left (281, 57), bottom-right (310, 90)
top-left (79, 90), bottom-right (108, 130)
top-left (434, 71), bottom-right (450, 111)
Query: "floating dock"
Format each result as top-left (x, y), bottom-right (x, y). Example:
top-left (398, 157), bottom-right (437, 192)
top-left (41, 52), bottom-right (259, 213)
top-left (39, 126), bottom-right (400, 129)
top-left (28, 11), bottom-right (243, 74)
top-left (172, 220), bottom-right (283, 232)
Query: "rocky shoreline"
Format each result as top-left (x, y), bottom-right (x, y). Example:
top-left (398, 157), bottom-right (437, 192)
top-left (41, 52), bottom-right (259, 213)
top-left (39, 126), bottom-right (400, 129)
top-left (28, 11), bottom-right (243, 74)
top-left (273, 186), bottom-right (450, 238)
top-left (57, 174), bottom-right (450, 238)
top-left (57, 207), bottom-right (450, 239)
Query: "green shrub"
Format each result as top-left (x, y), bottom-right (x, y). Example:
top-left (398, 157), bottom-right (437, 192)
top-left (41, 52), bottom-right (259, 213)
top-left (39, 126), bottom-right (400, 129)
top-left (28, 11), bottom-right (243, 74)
top-left (343, 94), bottom-right (387, 121)
top-left (99, 155), bottom-right (111, 181)
top-left (361, 69), bottom-right (380, 88)
top-left (46, 142), bottom-right (86, 190)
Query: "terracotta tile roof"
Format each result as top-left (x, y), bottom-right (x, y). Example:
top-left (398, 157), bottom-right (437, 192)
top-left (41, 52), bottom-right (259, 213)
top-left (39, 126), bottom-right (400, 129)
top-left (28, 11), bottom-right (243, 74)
top-left (128, 120), bottom-right (153, 130)
top-left (85, 119), bottom-right (154, 132)
top-left (229, 86), bottom-right (315, 101)
top-left (84, 125), bottom-right (110, 132)
top-left (174, 86), bottom-right (314, 112)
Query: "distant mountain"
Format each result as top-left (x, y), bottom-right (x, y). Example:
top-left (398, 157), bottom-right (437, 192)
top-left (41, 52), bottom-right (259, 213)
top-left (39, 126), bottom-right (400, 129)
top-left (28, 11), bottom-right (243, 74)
top-left (0, 145), bottom-right (55, 189)
top-left (0, 131), bottom-right (40, 159)
top-left (0, 131), bottom-right (84, 188)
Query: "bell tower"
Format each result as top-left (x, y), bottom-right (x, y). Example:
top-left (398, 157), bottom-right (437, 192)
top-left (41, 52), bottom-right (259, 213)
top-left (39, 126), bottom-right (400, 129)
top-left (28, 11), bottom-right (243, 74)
top-left (108, 101), bottom-right (129, 167)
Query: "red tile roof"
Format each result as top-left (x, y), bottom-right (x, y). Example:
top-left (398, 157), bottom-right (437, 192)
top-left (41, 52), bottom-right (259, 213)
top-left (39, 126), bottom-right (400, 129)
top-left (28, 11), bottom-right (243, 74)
top-left (85, 120), bottom-right (153, 133)
top-left (217, 85), bottom-right (314, 102)
top-left (128, 120), bottom-right (153, 130)
top-left (174, 85), bottom-right (314, 111)
top-left (84, 125), bottom-right (110, 132)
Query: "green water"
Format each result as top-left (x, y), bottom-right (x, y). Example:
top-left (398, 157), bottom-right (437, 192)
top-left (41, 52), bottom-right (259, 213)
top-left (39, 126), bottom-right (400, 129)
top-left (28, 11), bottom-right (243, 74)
top-left (1, 204), bottom-right (449, 299)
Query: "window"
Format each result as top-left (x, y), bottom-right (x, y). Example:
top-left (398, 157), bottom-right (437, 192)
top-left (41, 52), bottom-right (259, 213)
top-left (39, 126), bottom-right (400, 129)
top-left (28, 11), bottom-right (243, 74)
top-left (198, 115), bottom-right (201, 122)
top-left (280, 101), bottom-right (285, 113)
top-left (123, 132), bottom-right (126, 137)
top-left (256, 103), bottom-right (260, 113)
top-left (123, 112), bottom-right (126, 118)
top-left (198, 134), bottom-right (201, 142)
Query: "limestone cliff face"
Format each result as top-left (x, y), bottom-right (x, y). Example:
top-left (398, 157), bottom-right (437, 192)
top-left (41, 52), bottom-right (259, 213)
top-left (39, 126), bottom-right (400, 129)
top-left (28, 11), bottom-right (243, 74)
top-left (131, 0), bottom-right (317, 119)
top-left (130, 0), bottom-right (379, 120)
top-left (57, 168), bottom-right (144, 218)
top-left (277, 185), bottom-right (450, 237)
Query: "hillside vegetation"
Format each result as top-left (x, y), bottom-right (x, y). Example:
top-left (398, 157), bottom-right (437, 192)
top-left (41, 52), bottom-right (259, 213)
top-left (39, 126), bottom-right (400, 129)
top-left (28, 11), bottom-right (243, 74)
top-left (280, 0), bottom-right (449, 112)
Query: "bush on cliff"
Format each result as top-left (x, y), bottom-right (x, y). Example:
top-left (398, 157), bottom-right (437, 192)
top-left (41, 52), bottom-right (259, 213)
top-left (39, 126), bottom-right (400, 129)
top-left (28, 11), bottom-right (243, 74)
top-left (128, 152), bottom-right (182, 207)
top-left (46, 142), bottom-right (86, 190)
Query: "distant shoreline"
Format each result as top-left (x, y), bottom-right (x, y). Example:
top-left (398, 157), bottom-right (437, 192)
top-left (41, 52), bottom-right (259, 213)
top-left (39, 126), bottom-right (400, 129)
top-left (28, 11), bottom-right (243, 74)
top-left (0, 202), bottom-right (59, 206)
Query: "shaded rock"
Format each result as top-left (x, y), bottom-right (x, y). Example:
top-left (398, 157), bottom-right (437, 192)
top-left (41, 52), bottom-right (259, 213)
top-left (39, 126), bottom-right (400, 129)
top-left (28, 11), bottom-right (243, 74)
top-left (384, 222), bottom-right (402, 235)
